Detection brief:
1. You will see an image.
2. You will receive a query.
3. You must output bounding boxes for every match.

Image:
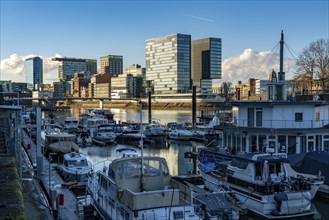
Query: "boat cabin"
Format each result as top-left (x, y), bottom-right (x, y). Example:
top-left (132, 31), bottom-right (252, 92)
top-left (108, 156), bottom-right (170, 192)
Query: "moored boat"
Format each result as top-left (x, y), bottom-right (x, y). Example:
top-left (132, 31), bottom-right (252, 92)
top-left (64, 116), bottom-right (79, 133)
top-left (92, 124), bottom-right (116, 146)
top-left (57, 152), bottom-right (91, 182)
top-left (199, 152), bottom-right (318, 218)
top-left (87, 155), bottom-right (201, 220)
top-left (168, 124), bottom-right (194, 140)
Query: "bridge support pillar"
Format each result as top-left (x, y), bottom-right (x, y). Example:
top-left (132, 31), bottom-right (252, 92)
top-left (99, 99), bottom-right (104, 110)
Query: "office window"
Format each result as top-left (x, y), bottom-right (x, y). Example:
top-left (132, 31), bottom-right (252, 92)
top-left (295, 113), bottom-right (303, 122)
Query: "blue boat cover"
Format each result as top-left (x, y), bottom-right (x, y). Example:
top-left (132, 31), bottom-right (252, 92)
top-left (289, 151), bottom-right (329, 185)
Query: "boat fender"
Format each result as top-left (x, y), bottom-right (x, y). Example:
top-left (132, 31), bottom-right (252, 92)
top-left (272, 193), bottom-right (288, 215)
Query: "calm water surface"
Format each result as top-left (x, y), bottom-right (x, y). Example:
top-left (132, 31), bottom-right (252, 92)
top-left (44, 107), bottom-right (328, 220)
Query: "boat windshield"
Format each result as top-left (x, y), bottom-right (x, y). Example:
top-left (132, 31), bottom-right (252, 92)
top-left (66, 159), bottom-right (88, 167)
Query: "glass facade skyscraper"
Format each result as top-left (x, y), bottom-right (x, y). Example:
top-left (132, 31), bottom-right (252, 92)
top-left (192, 37), bottom-right (222, 92)
top-left (100, 55), bottom-right (123, 76)
top-left (52, 57), bottom-right (97, 81)
top-left (25, 56), bottom-right (43, 91)
top-left (146, 33), bottom-right (191, 94)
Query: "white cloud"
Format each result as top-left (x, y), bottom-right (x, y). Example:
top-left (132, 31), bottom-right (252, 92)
top-left (0, 54), bottom-right (62, 84)
top-left (222, 49), bottom-right (296, 83)
top-left (1, 50), bottom-right (296, 85)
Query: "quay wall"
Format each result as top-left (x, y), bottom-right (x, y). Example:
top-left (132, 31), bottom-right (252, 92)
top-left (0, 155), bottom-right (26, 220)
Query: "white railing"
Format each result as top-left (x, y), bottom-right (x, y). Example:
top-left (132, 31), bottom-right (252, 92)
top-left (226, 119), bottom-right (329, 129)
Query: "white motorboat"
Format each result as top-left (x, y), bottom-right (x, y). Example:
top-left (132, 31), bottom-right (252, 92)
top-left (64, 116), bottom-right (79, 133)
top-left (92, 124), bottom-right (116, 146)
top-left (57, 152), bottom-right (91, 182)
top-left (79, 116), bottom-right (109, 138)
top-left (87, 155), bottom-right (201, 220)
top-left (168, 124), bottom-right (194, 140)
top-left (199, 152), bottom-right (319, 218)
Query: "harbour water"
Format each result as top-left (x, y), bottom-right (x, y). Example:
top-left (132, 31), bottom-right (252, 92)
top-left (46, 107), bottom-right (328, 220)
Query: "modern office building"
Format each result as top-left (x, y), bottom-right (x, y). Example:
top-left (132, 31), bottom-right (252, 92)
top-left (25, 56), bottom-right (43, 91)
top-left (146, 33), bottom-right (191, 94)
top-left (111, 73), bottom-right (144, 99)
top-left (90, 73), bottom-right (111, 98)
top-left (123, 64), bottom-right (146, 97)
top-left (191, 38), bottom-right (222, 92)
top-left (100, 55), bottom-right (123, 76)
top-left (52, 57), bottom-right (97, 81)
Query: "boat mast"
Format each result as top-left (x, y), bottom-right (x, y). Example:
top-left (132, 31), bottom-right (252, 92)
top-left (278, 30), bottom-right (285, 81)
top-left (139, 100), bottom-right (145, 191)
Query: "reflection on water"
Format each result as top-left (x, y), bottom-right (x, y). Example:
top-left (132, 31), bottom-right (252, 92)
top-left (79, 140), bottom-right (205, 176)
top-left (46, 107), bottom-right (193, 126)
top-left (44, 107), bottom-right (199, 176)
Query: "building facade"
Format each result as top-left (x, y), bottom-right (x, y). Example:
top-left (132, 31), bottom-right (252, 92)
top-left (73, 72), bottom-right (91, 98)
top-left (25, 56), bottom-right (43, 91)
top-left (191, 38), bottom-right (222, 92)
top-left (123, 64), bottom-right (146, 97)
top-left (146, 33), bottom-right (191, 94)
top-left (90, 73), bottom-right (111, 98)
top-left (52, 57), bottom-right (97, 81)
top-left (53, 81), bottom-right (66, 98)
top-left (111, 73), bottom-right (144, 99)
top-left (100, 55), bottom-right (123, 76)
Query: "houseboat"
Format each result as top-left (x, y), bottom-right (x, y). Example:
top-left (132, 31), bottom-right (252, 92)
top-left (213, 31), bottom-right (329, 155)
top-left (200, 152), bottom-right (317, 218)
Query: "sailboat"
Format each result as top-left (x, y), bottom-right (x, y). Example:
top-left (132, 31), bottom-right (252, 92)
top-left (86, 102), bottom-right (201, 219)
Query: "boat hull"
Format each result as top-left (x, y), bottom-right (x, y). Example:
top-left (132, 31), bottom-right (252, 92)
top-left (230, 184), bottom-right (312, 217)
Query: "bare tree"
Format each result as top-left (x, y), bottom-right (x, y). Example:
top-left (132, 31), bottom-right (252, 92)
top-left (294, 39), bottom-right (329, 94)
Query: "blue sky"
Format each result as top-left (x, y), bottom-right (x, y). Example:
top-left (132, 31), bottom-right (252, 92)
top-left (0, 0), bottom-right (328, 83)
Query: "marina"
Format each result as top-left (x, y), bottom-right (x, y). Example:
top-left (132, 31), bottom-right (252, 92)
top-left (0, 105), bottom-right (323, 220)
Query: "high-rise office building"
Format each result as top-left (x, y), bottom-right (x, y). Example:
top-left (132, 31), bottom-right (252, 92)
top-left (100, 55), bottom-right (123, 76)
top-left (52, 57), bottom-right (97, 81)
top-left (25, 56), bottom-right (43, 91)
top-left (146, 33), bottom-right (191, 94)
top-left (191, 38), bottom-right (221, 92)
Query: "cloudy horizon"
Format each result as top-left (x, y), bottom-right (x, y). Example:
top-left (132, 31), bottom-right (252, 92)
top-left (0, 48), bottom-right (296, 85)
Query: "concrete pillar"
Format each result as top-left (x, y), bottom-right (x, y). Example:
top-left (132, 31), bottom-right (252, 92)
top-left (256, 134), bottom-right (259, 151)
top-left (296, 136), bottom-right (301, 154)
top-left (99, 99), bottom-right (104, 110)
top-left (246, 135), bottom-right (250, 153)
top-left (283, 84), bottom-right (287, 101)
